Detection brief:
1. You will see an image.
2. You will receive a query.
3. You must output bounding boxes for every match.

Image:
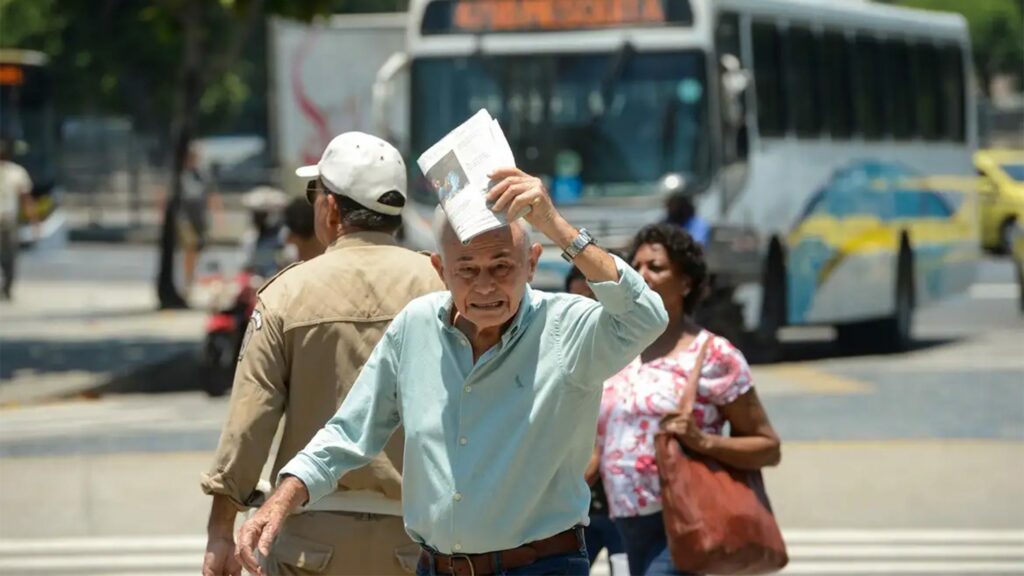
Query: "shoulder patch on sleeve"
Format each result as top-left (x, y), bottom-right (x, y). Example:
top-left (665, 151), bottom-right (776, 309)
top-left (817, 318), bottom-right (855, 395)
top-left (256, 262), bottom-right (303, 295)
top-left (238, 310), bottom-right (261, 362)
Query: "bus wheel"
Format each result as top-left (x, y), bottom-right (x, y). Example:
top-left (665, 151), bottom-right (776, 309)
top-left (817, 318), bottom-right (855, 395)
top-left (837, 244), bottom-right (914, 354)
top-left (748, 245), bottom-right (785, 363)
top-left (999, 218), bottom-right (1017, 256)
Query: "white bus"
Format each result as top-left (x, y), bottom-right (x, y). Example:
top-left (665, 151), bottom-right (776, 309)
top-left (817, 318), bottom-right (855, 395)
top-left (378, 0), bottom-right (979, 355)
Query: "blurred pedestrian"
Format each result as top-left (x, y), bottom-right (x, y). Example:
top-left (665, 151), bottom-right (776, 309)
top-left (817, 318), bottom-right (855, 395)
top-left (598, 223), bottom-right (780, 576)
top-left (240, 186), bottom-right (288, 277)
top-left (201, 132), bottom-right (444, 576)
top-left (235, 167), bottom-right (668, 576)
top-left (567, 266), bottom-right (625, 573)
top-left (664, 192), bottom-right (709, 246)
top-left (179, 143), bottom-right (223, 292)
top-left (0, 138), bottom-right (36, 300)
top-left (283, 194), bottom-right (323, 263)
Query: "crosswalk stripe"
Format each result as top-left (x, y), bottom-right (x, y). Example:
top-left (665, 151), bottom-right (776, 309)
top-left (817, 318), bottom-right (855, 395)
top-left (783, 530), bottom-right (1024, 543)
top-left (788, 545), bottom-right (1024, 558)
top-left (0, 399), bottom-right (227, 443)
top-left (969, 283), bottom-right (1019, 300)
top-left (2, 531), bottom-right (1022, 575)
top-left (780, 561), bottom-right (1024, 574)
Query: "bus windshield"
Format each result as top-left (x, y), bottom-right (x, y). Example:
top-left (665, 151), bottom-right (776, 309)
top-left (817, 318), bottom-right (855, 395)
top-left (410, 49), bottom-right (709, 203)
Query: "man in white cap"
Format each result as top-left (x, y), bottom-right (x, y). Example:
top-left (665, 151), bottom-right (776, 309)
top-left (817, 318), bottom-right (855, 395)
top-left (201, 132), bottom-right (444, 576)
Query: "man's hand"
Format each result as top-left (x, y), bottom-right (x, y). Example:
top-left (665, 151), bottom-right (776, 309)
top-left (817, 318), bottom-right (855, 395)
top-left (203, 536), bottom-right (242, 576)
top-left (487, 167), bottom-right (561, 238)
top-left (488, 166), bottom-right (618, 284)
top-left (235, 476), bottom-right (308, 575)
top-left (235, 501), bottom-right (286, 575)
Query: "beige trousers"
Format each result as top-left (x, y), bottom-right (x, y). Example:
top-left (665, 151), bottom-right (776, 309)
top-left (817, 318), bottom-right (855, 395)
top-left (264, 511), bottom-right (418, 576)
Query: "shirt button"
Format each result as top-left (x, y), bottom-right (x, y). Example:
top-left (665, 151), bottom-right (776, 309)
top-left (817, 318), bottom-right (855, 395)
top-left (453, 492), bottom-right (463, 502)
top-left (464, 386), bottom-right (472, 393)
top-left (453, 543), bottom-right (462, 552)
top-left (459, 437), bottom-right (468, 446)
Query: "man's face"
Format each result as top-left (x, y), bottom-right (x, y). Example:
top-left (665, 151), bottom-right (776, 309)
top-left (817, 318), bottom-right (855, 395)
top-left (432, 224), bottom-right (541, 331)
top-left (310, 180), bottom-right (340, 247)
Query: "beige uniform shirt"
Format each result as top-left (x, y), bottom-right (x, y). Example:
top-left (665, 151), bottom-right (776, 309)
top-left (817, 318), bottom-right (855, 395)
top-left (201, 231), bottom-right (444, 510)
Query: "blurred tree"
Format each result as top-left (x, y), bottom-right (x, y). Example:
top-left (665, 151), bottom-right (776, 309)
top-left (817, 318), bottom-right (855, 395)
top-left (1, 0), bottom-right (408, 308)
top-left (883, 0), bottom-right (1024, 95)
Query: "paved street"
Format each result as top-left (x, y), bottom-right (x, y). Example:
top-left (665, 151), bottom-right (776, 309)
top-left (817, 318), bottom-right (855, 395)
top-left (0, 244), bottom-right (1022, 574)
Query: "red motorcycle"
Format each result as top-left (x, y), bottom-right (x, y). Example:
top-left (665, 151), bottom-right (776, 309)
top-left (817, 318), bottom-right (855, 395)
top-left (199, 269), bottom-right (265, 397)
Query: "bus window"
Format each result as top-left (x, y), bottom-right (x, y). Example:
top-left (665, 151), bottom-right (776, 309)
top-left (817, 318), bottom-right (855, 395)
top-left (752, 21), bottom-right (786, 137)
top-left (941, 45), bottom-right (966, 142)
top-left (715, 11), bottom-right (748, 163)
top-left (410, 51), bottom-right (710, 202)
top-left (886, 40), bottom-right (916, 140)
top-left (912, 43), bottom-right (943, 140)
top-left (788, 25), bottom-right (822, 138)
top-left (853, 35), bottom-right (885, 140)
top-left (822, 31), bottom-right (853, 139)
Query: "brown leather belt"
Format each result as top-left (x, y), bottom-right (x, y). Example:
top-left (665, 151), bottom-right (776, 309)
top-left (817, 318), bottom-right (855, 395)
top-left (420, 527), bottom-right (583, 576)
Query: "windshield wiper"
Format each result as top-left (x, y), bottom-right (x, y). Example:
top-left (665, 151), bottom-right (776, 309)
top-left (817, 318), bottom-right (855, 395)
top-left (588, 41), bottom-right (635, 124)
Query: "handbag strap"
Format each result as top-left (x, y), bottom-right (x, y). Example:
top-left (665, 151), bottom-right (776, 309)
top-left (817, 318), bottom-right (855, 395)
top-left (677, 332), bottom-right (713, 419)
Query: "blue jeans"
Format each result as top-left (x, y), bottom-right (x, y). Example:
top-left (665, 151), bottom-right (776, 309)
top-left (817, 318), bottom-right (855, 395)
top-left (416, 537), bottom-right (590, 576)
top-left (585, 514), bottom-right (624, 566)
top-left (614, 512), bottom-right (697, 576)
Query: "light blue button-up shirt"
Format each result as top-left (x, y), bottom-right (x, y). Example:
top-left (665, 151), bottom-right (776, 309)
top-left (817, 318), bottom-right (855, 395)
top-left (279, 256), bottom-right (667, 554)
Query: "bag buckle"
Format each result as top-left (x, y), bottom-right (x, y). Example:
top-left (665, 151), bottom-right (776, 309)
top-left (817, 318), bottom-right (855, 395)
top-left (450, 553), bottom-right (476, 576)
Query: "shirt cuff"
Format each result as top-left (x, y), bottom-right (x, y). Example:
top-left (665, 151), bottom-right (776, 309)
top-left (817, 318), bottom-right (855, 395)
top-left (277, 452), bottom-right (337, 506)
top-left (588, 254), bottom-right (645, 315)
top-left (199, 471), bottom-right (250, 512)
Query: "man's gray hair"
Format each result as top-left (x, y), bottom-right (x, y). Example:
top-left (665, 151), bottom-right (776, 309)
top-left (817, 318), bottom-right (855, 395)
top-left (432, 206), bottom-right (531, 260)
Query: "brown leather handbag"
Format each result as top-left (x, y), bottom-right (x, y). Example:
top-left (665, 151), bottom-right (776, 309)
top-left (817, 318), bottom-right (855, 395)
top-left (653, 338), bottom-right (788, 575)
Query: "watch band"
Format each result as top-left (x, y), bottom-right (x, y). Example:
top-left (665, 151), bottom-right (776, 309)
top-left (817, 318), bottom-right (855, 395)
top-left (561, 228), bottom-right (595, 263)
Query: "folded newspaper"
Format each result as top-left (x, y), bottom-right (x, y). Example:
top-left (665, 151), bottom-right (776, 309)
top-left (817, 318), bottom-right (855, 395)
top-left (417, 109), bottom-right (519, 244)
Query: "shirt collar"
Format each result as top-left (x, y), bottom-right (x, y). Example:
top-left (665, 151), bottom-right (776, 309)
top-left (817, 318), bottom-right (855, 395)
top-left (326, 231), bottom-right (398, 253)
top-left (437, 285), bottom-right (535, 344)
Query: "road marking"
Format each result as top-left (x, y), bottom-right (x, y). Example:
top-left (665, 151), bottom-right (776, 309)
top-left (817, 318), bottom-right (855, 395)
top-left (789, 545), bottom-right (1024, 558)
top-left (783, 529), bottom-right (1024, 543)
top-left (970, 283), bottom-right (1019, 300)
top-left (780, 561), bottom-right (1024, 574)
top-left (5, 531), bottom-right (1020, 575)
top-left (0, 398), bottom-right (225, 443)
top-left (756, 364), bottom-right (875, 395)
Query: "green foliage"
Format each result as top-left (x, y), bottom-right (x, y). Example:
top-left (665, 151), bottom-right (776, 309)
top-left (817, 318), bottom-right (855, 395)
top-left (0, 0), bottom-right (402, 142)
top-left (888, 0), bottom-right (1024, 90)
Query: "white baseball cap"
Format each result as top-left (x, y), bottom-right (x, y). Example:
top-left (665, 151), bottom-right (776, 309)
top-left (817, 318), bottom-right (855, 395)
top-left (295, 132), bottom-right (407, 216)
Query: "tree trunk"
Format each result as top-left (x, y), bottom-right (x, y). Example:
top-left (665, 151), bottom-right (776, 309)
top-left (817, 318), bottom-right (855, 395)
top-left (156, 0), bottom-right (205, 309)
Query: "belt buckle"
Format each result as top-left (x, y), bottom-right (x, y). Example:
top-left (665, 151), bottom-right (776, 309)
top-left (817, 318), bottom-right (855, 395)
top-left (449, 553), bottom-right (476, 576)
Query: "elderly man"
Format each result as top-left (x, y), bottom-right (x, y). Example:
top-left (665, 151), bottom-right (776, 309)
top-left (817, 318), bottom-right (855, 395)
top-left (202, 132), bottom-right (444, 576)
top-left (237, 167), bottom-right (669, 576)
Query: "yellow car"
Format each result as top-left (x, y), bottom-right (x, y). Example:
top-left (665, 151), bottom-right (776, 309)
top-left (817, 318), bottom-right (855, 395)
top-left (974, 149), bottom-right (1024, 253)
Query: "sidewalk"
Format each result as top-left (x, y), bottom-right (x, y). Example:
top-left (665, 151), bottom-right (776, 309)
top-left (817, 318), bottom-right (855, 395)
top-left (65, 205), bottom-right (251, 246)
top-left (0, 278), bottom-right (206, 405)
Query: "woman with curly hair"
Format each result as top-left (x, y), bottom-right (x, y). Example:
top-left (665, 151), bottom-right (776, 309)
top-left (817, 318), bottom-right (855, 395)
top-left (595, 223), bottom-right (781, 576)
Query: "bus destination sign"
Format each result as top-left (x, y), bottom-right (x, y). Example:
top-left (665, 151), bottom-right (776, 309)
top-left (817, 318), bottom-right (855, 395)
top-left (451, 0), bottom-right (676, 32)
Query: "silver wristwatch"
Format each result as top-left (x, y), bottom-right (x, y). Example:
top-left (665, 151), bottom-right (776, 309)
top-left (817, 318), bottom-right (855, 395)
top-left (561, 228), bottom-right (595, 263)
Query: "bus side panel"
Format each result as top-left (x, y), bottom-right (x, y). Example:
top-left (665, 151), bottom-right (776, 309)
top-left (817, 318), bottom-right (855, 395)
top-left (729, 139), bottom-right (977, 327)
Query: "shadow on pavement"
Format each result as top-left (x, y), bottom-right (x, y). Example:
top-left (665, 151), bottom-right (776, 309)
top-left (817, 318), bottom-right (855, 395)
top-left (750, 336), bottom-right (961, 365)
top-left (0, 337), bottom-right (197, 383)
top-left (92, 349), bottom-right (205, 395)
